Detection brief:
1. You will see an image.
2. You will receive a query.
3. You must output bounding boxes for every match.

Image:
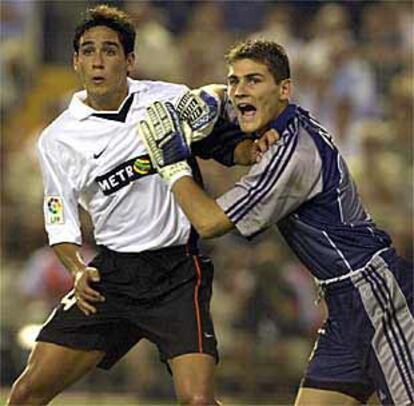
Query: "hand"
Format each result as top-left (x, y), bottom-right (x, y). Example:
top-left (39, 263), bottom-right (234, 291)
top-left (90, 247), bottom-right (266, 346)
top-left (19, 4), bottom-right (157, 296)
top-left (139, 101), bottom-right (191, 167)
top-left (73, 266), bottom-right (105, 316)
top-left (138, 101), bottom-right (192, 187)
top-left (252, 129), bottom-right (280, 163)
top-left (233, 129), bottom-right (280, 166)
top-left (175, 87), bottom-right (221, 142)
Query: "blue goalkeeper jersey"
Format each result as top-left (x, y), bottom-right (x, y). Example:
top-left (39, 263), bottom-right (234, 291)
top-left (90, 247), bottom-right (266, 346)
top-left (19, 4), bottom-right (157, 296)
top-left (217, 103), bottom-right (393, 281)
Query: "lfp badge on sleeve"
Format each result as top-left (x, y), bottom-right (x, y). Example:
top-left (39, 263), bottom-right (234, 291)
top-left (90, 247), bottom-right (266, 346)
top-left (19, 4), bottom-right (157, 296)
top-left (46, 196), bottom-right (64, 224)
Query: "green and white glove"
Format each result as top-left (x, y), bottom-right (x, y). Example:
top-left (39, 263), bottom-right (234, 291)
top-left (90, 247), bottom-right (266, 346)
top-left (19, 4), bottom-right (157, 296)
top-left (138, 101), bottom-right (192, 188)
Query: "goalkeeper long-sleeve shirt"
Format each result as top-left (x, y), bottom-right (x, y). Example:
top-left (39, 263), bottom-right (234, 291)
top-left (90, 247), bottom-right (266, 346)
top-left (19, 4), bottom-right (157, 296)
top-left (217, 103), bottom-right (393, 281)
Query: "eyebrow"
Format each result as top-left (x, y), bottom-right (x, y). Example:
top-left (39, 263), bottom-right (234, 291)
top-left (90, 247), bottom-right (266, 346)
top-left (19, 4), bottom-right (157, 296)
top-left (79, 40), bottom-right (120, 48)
top-left (227, 73), bottom-right (265, 80)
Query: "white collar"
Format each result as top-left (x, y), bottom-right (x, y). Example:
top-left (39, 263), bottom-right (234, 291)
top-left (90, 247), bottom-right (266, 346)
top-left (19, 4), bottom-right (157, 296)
top-left (68, 78), bottom-right (147, 120)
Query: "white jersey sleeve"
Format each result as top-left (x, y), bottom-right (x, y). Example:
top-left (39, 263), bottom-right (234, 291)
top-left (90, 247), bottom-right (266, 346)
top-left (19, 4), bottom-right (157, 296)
top-left (216, 127), bottom-right (323, 238)
top-left (37, 129), bottom-right (82, 246)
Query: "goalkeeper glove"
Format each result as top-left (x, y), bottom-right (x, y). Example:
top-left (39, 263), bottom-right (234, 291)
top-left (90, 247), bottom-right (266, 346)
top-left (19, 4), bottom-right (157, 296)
top-left (138, 101), bottom-right (192, 188)
top-left (175, 86), bottom-right (222, 143)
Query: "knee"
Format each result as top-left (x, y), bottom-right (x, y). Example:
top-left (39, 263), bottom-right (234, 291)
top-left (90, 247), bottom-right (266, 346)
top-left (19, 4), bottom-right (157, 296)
top-left (7, 371), bottom-right (52, 405)
top-left (178, 393), bottom-right (218, 405)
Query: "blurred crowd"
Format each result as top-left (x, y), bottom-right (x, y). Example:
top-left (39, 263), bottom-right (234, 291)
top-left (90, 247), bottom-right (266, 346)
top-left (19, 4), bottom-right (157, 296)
top-left (1, 0), bottom-right (413, 403)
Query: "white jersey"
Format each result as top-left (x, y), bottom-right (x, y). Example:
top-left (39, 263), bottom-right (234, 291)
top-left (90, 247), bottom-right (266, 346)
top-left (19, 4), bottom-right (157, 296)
top-left (38, 78), bottom-right (192, 252)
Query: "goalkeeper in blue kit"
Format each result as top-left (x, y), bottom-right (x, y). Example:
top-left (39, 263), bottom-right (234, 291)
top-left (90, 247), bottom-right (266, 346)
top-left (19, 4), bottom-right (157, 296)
top-left (139, 39), bottom-right (414, 406)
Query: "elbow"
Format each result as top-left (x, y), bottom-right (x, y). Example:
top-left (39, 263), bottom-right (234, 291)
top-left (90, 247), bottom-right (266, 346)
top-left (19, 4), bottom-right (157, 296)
top-left (196, 219), bottom-right (229, 239)
top-left (197, 224), bottom-right (219, 239)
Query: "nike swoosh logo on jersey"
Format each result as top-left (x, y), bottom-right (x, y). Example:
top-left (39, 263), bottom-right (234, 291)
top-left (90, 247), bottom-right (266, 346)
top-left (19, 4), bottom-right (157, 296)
top-left (93, 146), bottom-right (108, 159)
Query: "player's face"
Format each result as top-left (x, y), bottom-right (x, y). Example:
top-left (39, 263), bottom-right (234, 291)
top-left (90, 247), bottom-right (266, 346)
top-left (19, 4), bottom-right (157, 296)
top-left (73, 26), bottom-right (135, 108)
top-left (227, 58), bottom-right (291, 133)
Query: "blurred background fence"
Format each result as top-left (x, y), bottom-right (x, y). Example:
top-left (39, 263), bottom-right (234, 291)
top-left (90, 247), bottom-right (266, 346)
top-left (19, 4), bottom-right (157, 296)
top-left (1, 0), bottom-right (413, 404)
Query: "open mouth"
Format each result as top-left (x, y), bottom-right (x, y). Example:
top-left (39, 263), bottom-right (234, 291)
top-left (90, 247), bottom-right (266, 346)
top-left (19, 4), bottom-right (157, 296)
top-left (237, 103), bottom-right (257, 118)
top-left (92, 76), bottom-right (105, 84)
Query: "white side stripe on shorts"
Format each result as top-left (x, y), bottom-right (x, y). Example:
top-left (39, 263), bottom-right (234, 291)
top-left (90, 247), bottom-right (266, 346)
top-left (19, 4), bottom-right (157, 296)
top-left (354, 257), bottom-right (414, 405)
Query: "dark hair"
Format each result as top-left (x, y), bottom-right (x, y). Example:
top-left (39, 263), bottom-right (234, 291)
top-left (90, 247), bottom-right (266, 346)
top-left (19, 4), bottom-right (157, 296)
top-left (73, 5), bottom-right (136, 55)
top-left (225, 39), bottom-right (290, 83)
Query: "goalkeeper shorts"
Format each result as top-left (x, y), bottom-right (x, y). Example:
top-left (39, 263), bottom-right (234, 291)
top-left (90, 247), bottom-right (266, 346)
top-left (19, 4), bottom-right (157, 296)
top-left (301, 251), bottom-right (413, 405)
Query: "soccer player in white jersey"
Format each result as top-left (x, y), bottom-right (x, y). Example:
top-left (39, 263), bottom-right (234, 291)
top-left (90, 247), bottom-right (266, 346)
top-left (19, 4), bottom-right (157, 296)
top-left (138, 39), bottom-right (414, 406)
top-left (6, 7), bottom-right (272, 405)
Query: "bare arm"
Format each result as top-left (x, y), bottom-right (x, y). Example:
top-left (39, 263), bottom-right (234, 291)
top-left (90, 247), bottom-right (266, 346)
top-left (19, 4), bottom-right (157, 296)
top-left (53, 243), bottom-right (88, 276)
top-left (171, 177), bottom-right (234, 239)
top-left (137, 101), bottom-right (276, 237)
top-left (53, 243), bottom-right (104, 315)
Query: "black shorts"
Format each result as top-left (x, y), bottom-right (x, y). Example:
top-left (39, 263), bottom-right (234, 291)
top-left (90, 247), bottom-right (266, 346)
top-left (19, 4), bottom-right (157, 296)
top-left (37, 245), bottom-right (218, 370)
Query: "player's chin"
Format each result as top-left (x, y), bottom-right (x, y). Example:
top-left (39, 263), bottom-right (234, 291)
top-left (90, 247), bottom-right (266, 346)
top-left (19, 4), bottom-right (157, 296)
top-left (239, 120), bottom-right (261, 134)
top-left (86, 82), bottom-right (108, 93)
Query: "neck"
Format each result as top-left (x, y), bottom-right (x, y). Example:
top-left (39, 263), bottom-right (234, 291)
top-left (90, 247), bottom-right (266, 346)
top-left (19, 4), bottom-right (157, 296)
top-left (86, 85), bottom-right (129, 111)
top-left (258, 101), bottom-right (289, 136)
top-left (275, 100), bottom-right (289, 118)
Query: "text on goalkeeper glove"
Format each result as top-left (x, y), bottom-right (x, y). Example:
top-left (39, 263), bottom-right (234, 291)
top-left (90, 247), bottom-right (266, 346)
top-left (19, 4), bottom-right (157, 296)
top-left (175, 89), bottom-right (221, 143)
top-left (158, 161), bottom-right (192, 189)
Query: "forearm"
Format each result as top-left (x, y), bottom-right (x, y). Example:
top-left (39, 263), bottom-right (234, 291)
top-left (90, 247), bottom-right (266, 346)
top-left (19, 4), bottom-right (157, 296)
top-left (171, 176), bottom-right (234, 239)
top-left (53, 243), bottom-right (103, 316)
top-left (52, 243), bottom-right (86, 277)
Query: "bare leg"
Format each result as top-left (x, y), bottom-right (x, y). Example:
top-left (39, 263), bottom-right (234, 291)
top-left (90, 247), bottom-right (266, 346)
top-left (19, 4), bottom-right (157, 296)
top-left (169, 353), bottom-right (219, 405)
top-left (7, 342), bottom-right (105, 405)
top-left (294, 387), bottom-right (362, 406)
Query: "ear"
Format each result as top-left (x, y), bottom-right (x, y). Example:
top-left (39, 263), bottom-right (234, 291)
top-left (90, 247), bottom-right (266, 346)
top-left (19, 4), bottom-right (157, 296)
top-left (126, 52), bottom-right (136, 75)
top-left (279, 79), bottom-right (292, 101)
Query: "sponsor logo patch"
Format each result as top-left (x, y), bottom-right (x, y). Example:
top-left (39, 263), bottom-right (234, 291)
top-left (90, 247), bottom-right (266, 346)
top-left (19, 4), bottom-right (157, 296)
top-left (133, 157), bottom-right (152, 175)
top-left (46, 196), bottom-right (64, 224)
top-left (95, 154), bottom-right (156, 195)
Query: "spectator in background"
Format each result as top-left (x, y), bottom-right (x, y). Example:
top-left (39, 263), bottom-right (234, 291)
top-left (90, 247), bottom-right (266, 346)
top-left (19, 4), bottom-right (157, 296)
top-left (0, 1), bottom-right (37, 114)
top-left (294, 3), bottom-right (379, 158)
top-left (211, 234), bottom-right (324, 399)
top-left (360, 2), bottom-right (409, 96)
top-left (350, 71), bottom-right (413, 260)
top-left (395, 2), bottom-right (414, 57)
top-left (250, 3), bottom-right (303, 68)
top-left (178, 2), bottom-right (234, 87)
top-left (125, 1), bottom-right (184, 82)
top-left (221, 1), bottom-right (267, 34)
top-left (387, 70), bottom-right (413, 164)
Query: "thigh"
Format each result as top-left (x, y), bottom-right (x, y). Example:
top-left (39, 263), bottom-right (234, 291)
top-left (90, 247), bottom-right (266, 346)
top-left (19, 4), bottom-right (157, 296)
top-left (302, 318), bottom-right (374, 403)
top-left (38, 289), bottom-right (143, 370)
top-left (169, 353), bottom-right (216, 402)
top-left (295, 387), bottom-right (361, 406)
top-left (19, 341), bottom-right (104, 394)
top-left (137, 255), bottom-right (218, 365)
